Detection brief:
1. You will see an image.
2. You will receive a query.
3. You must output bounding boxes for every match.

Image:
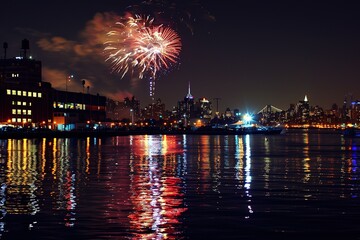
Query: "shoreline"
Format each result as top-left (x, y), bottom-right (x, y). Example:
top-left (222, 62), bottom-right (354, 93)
top-left (0, 127), bottom-right (344, 139)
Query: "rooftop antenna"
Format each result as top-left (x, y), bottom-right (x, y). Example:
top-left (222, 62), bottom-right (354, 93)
top-left (3, 42), bottom-right (8, 59)
top-left (213, 97), bottom-right (221, 115)
top-left (186, 81), bottom-right (193, 99)
top-left (21, 39), bottom-right (29, 59)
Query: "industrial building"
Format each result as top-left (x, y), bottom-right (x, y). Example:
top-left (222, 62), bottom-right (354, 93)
top-left (0, 39), bottom-right (106, 130)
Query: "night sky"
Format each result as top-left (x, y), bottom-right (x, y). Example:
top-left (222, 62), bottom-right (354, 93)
top-left (1, 0), bottom-right (360, 113)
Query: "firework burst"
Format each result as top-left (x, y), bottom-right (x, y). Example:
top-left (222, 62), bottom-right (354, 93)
top-left (104, 13), bottom-right (182, 97)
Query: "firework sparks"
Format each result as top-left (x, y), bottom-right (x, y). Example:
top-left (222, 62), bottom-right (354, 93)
top-left (104, 13), bottom-right (182, 97)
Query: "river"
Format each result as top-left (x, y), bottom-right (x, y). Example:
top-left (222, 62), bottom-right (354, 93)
top-left (0, 129), bottom-right (359, 239)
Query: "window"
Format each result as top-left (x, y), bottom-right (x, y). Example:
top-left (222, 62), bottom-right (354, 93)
top-left (12, 118), bottom-right (16, 123)
top-left (6, 89), bottom-right (11, 95)
top-left (22, 91), bottom-right (26, 96)
top-left (29, 102), bottom-right (32, 106)
top-left (28, 92), bottom-right (32, 97)
top-left (12, 109), bottom-right (16, 114)
top-left (17, 90), bottom-right (21, 96)
top-left (22, 109), bottom-right (27, 115)
top-left (38, 92), bottom-right (42, 98)
top-left (17, 118), bottom-right (21, 123)
top-left (33, 92), bottom-right (37, 97)
top-left (27, 110), bottom-right (32, 115)
top-left (12, 90), bottom-right (16, 95)
top-left (17, 101), bottom-right (21, 105)
top-left (17, 109), bottom-right (21, 114)
top-left (12, 101), bottom-right (15, 105)
top-left (22, 102), bottom-right (27, 106)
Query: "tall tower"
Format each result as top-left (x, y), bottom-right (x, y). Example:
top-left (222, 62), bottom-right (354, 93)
top-left (300, 95), bottom-right (309, 122)
top-left (186, 81), bottom-right (193, 99)
top-left (149, 78), bottom-right (155, 99)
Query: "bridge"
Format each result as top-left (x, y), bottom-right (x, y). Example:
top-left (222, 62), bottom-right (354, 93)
top-left (257, 105), bottom-right (283, 114)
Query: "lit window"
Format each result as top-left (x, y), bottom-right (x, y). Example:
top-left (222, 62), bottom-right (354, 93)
top-left (32, 92), bottom-right (36, 97)
top-left (29, 102), bottom-right (32, 106)
top-left (22, 91), bottom-right (26, 96)
top-left (27, 119), bottom-right (32, 122)
top-left (17, 118), bottom-right (21, 123)
top-left (12, 109), bottom-right (16, 114)
top-left (22, 109), bottom-right (26, 115)
top-left (12, 101), bottom-right (15, 105)
top-left (6, 89), bottom-right (11, 95)
top-left (17, 101), bottom-right (21, 105)
top-left (22, 102), bottom-right (26, 106)
top-left (22, 118), bottom-right (26, 123)
top-left (12, 90), bottom-right (16, 95)
top-left (12, 118), bottom-right (16, 122)
top-left (17, 109), bottom-right (21, 114)
top-left (17, 90), bottom-right (21, 96)
top-left (27, 110), bottom-right (32, 115)
top-left (38, 92), bottom-right (42, 98)
top-left (28, 92), bottom-right (32, 97)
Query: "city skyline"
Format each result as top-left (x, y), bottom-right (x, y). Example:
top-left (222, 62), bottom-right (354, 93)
top-left (1, 0), bottom-right (360, 113)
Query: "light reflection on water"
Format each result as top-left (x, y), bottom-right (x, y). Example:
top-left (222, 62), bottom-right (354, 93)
top-left (0, 131), bottom-right (359, 239)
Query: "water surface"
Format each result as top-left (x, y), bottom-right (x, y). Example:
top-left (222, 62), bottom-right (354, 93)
top-left (0, 130), bottom-right (359, 239)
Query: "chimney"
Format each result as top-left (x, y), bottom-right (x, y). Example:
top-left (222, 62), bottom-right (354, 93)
top-left (3, 42), bottom-right (8, 59)
top-left (21, 39), bottom-right (30, 59)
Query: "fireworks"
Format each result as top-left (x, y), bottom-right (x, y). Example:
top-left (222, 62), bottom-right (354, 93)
top-left (104, 14), bottom-right (182, 97)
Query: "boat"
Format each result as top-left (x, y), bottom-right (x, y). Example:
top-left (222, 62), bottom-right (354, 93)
top-left (228, 124), bottom-right (285, 135)
top-left (214, 119), bottom-right (285, 135)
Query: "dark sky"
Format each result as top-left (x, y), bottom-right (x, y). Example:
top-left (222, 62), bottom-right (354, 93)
top-left (1, 0), bottom-right (360, 113)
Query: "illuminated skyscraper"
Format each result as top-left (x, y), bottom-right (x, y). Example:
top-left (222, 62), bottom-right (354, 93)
top-left (296, 95), bottom-right (310, 123)
top-left (177, 82), bottom-right (195, 125)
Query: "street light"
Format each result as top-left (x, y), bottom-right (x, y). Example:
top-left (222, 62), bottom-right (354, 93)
top-left (130, 109), bottom-right (134, 125)
top-left (65, 74), bottom-right (73, 131)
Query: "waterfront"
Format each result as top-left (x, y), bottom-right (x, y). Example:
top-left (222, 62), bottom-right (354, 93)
top-left (0, 130), bottom-right (359, 239)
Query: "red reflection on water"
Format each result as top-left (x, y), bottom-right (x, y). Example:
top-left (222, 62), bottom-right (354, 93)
top-left (128, 135), bottom-right (187, 239)
top-left (130, 135), bottom-right (184, 156)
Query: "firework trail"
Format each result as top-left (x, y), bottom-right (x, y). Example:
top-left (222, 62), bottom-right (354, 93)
top-left (104, 13), bottom-right (181, 97)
